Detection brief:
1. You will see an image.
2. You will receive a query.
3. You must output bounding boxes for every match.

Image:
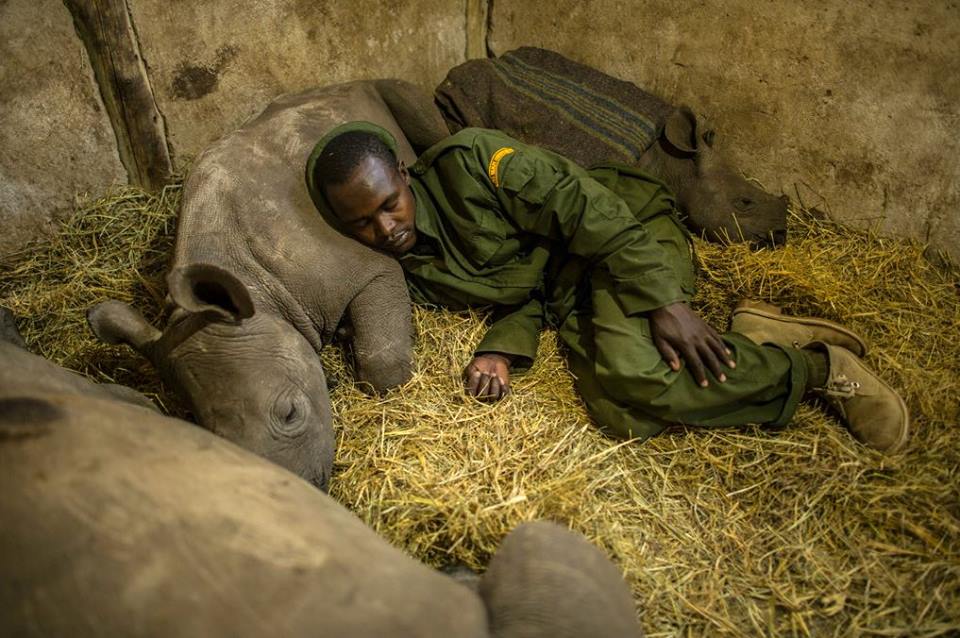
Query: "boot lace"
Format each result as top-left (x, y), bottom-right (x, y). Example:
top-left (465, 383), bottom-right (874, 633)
top-left (823, 373), bottom-right (861, 398)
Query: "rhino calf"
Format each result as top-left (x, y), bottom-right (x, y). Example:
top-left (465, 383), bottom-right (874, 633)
top-left (0, 378), bottom-right (643, 637)
top-left (0, 306), bottom-right (156, 412)
top-left (88, 81), bottom-right (445, 489)
top-left (435, 46), bottom-right (789, 247)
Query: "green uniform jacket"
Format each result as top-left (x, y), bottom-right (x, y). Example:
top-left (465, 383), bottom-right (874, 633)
top-left (401, 128), bottom-right (693, 369)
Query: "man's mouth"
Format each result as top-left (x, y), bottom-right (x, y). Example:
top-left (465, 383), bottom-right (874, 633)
top-left (386, 229), bottom-right (411, 250)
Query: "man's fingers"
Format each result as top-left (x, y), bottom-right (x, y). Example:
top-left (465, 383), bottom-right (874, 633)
top-left (463, 356), bottom-right (513, 401)
top-left (709, 333), bottom-right (736, 367)
top-left (466, 373), bottom-right (510, 401)
top-left (699, 341), bottom-right (726, 383)
top-left (682, 345), bottom-right (709, 387)
top-left (654, 337), bottom-right (682, 371)
top-left (477, 373), bottom-right (492, 397)
top-left (710, 335), bottom-right (735, 369)
top-left (465, 367), bottom-right (483, 396)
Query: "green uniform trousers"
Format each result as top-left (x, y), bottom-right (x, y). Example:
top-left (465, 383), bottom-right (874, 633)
top-left (556, 213), bottom-right (810, 440)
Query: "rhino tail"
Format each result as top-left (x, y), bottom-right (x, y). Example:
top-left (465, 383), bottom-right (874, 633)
top-left (374, 79), bottom-right (450, 154)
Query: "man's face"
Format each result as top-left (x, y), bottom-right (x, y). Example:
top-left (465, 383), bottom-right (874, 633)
top-left (324, 156), bottom-right (417, 256)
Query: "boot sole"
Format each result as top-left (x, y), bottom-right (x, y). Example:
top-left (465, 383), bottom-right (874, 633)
top-left (887, 387), bottom-right (911, 454)
top-left (732, 302), bottom-right (868, 357)
top-left (851, 359), bottom-right (911, 454)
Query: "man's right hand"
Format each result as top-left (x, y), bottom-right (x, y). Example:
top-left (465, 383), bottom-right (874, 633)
top-left (463, 353), bottom-right (513, 401)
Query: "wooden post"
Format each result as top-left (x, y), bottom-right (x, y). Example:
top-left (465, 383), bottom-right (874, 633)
top-left (64, 0), bottom-right (173, 191)
top-left (465, 0), bottom-right (490, 60)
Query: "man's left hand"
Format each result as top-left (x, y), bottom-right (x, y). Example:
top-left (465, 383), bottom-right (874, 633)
top-left (648, 302), bottom-right (736, 387)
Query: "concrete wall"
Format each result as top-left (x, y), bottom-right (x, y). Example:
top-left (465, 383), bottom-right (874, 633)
top-left (488, 0), bottom-right (960, 262)
top-left (129, 0), bottom-right (467, 162)
top-left (2, 0), bottom-right (958, 263)
top-left (0, 0), bottom-right (127, 257)
top-left (0, 0), bottom-right (468, 257)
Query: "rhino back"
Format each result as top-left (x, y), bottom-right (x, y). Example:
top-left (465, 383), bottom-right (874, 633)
top-left (0, 392), bottom-right (488, 638)
top-left (0, 341), bottom-right (153, 410)
top-left (174, 81), bottom-right (416, 343)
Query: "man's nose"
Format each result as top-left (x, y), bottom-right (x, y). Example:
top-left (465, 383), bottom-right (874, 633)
top-left (375, 214), bottom-right (395, 240)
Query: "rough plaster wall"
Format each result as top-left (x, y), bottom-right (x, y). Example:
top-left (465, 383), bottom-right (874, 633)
top-left (128, 0), bottom-right (468, 162)
top-left (489, 0), bottom-right (960, 262)
top-left (0, 0), bottom-right (127, 257)
top-left (3, 0), bottom-right (955, 263)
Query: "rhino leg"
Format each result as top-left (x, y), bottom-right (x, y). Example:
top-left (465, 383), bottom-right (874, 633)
top-left (347, 267), bottom-right (413, 393)
top-left (478, 521), bottom-right (644, 638)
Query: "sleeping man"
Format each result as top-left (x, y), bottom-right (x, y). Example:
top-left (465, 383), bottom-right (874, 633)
top-left (305, 121), bottom-right (909, 453)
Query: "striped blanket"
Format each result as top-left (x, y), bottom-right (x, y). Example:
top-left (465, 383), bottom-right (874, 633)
top-left (435, 47), bottom-right (673, 168)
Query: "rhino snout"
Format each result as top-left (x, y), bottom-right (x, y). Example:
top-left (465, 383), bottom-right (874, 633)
top-left (755, 227), bottom-right (788, 250)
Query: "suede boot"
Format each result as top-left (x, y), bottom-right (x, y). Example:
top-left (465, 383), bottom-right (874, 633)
top-left (731, 299), bottom-right (867, 356)
top-left (807, 341), bottom-right (910, 453)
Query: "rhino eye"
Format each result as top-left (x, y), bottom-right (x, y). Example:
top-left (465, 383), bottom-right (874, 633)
top-left (702, 130), bottom-right (716, 147)
top-left (273, 393), bottom-right (308, 437)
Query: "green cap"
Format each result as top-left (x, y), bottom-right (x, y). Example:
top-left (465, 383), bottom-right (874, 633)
top-left (304, 120), bottom-right (401, 231)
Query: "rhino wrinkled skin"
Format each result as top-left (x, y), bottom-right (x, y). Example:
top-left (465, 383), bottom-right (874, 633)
top-left (0, 316), bottom-right (643, 637)
top-left (87, 80), bottom-right (443, 489)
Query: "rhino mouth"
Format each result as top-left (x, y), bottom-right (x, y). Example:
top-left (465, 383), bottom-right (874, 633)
top-left (749, 228), bottom-right (788, 250)
top-left (310, 467), bottom-right (330, 492)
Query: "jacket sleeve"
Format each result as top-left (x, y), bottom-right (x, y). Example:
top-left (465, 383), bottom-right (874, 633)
top-left (474, 296), bottom-right (544, 371)
top-left (486, 141), bottom-right (689, 315)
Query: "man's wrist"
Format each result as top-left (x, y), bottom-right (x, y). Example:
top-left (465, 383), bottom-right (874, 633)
top-left (649, 300), bottom-right (686, 315)
top-left (474, 351), bottom-right (517, 367)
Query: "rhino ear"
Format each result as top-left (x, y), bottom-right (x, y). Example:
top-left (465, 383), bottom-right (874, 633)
top-left (0, 306), bottom-right (27, 349)
top-left (662, 106), bottom-right (700, 155)
top-left (167, 264), bottom-right (255, 323)
top-left (87, 300), bottom-right (161, 354)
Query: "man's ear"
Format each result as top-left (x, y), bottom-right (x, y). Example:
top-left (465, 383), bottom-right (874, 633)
top-left (398, 160), bottom-right (410, 184)
top-left (662, 106), bottom-right (700, 156)
top-left (87, 300), bottom-right (162, 354)
top-left (166, 264), bottom-right (255, 323)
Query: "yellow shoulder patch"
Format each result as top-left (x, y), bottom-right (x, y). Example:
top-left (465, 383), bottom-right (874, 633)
top-left (487, 147), bottom-right (515, 188)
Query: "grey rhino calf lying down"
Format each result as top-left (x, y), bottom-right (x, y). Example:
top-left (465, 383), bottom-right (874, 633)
top-left (88, 79), bottom-right (449, 490)
top-left (434, 46), bottom-right (790, 247)
top-left (0, 319), bottom-right (644, 638)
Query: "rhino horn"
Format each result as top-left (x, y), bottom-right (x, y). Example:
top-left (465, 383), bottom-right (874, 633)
top-left (166, 264), bottom-right (255, 323)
